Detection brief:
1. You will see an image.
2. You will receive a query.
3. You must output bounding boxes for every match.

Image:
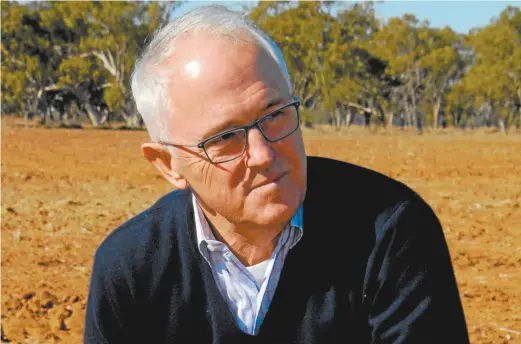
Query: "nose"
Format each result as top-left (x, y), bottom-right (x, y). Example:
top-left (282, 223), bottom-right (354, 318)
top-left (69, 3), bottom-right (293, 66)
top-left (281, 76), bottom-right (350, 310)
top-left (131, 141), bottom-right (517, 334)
top-left (244, 127), bottom-right (275, 169)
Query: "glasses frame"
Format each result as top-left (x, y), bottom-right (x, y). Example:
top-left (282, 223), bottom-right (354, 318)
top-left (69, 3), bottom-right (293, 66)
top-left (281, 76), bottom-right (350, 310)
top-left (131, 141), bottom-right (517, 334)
top-left (159, 96), bottom-right (301, 164)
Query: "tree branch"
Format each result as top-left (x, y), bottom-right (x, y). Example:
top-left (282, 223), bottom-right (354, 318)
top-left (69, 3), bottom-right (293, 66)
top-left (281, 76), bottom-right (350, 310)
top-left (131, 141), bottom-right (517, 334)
top-left (106, 49), bottom-right (116, 72)
top-left (92, 51), bottom-right (117, 76)
top-left (347, 102), bottom-right (373, 113)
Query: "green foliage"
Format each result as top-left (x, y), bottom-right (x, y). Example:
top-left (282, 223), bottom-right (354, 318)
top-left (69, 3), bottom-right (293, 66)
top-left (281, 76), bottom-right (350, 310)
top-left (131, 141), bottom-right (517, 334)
top-left (1, 1), bottom-right (178, 125)
top-left (104, 86), bottom-right (124, 111)
top-left (250, 1), bottom-right (382, 126)
top-left (54, 2), bottom-right (164, 122)
top-left (452, 6), bottom-right (521, 130)
top-left (252, 2), bottom-right (332, 108)
top-left (2, 1), bottom-right (520, 132)
top-left (1, 1), bottom-right (54, 112)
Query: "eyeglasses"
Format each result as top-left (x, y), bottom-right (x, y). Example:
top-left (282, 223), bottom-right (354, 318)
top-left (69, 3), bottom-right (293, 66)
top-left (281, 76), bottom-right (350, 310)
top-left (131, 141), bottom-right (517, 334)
top-left (159, 97), bottom-right (301, 164)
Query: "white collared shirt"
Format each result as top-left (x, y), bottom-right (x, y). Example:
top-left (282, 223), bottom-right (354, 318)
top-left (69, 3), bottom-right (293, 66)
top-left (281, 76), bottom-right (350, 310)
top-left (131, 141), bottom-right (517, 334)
top-left (193, 195), bottom-right (303, 335)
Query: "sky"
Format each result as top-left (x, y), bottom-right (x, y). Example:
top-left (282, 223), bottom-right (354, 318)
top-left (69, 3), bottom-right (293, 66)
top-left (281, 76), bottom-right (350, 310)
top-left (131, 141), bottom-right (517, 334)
top-left (172, 1), bottom-right (521, 34)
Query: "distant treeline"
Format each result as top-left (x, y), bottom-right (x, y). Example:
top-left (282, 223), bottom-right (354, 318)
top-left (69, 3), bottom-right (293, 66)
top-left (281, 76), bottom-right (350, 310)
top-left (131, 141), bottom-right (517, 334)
top-left (2, 1), bottom-right (520, 133)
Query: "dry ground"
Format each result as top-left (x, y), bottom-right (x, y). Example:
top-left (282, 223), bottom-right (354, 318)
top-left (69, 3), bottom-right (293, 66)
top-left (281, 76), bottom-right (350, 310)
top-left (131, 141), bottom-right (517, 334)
top-left (2, 118), bottom-right (521, 343)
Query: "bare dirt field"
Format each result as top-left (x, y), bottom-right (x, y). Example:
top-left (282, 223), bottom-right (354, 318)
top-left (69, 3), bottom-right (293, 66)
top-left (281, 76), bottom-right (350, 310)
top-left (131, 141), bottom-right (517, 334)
top-left (2, 118), bottom-right (521, 343)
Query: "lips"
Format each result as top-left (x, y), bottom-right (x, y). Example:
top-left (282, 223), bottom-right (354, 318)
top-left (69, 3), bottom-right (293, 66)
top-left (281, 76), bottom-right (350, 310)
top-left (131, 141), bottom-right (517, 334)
top-left (253, 172), bottom-right (287, 189)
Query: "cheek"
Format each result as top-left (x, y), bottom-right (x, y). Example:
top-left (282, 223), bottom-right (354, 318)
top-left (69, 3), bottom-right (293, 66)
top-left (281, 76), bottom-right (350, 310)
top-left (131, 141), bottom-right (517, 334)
top-left (281, 132), bottom-right (306, 167)
top-left (199, 162), bottom-right (245, 197)
top-left (228, 161), bottom-right (248, 189)
top-left (282, 134), bottom-right (307, 188)
top-left (180, 157), bottom-right (216, 188)
top-left (199, 161), bottom-right (215, 185)
top-left (293, 130), bottom-right (307, 157)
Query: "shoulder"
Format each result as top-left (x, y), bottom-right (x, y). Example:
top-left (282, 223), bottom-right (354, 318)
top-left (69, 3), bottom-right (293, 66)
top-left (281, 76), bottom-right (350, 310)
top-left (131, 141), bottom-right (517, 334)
top-left (306, 155), bottom-right (422, 210)
top-left (91, 188), bottom-right (193, 283)
top-left (303, 156), bottom-right (446, 280)
top-left (304, 156), bottom-right (437, 241)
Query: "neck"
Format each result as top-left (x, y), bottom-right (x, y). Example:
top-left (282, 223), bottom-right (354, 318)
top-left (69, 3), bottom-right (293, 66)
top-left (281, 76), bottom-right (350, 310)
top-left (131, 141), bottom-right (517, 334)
top-left (201, 208), bottom-right (285, 266)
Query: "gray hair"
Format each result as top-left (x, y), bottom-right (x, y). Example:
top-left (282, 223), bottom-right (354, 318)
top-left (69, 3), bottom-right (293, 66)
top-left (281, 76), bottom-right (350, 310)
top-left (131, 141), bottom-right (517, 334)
top-left (131, 4), bottom-right (292, 142)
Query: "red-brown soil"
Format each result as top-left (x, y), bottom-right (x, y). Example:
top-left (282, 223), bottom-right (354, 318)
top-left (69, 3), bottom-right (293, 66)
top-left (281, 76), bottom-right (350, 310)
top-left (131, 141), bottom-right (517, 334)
top-left (2, 118), bottom-right (520, 343)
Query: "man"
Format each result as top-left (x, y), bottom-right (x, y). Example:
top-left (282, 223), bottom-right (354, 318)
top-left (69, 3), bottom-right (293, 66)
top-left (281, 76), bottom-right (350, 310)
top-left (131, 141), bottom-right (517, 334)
top-left (84, 5), bottom-right (469, 343)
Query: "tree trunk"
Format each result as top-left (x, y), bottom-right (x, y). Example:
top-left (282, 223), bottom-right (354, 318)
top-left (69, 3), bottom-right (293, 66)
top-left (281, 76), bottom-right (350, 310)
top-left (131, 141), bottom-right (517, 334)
top-left (376, 106), bottom-right (386, 127)
top-left (345, 107), bottom-right (356, 128)
top-left (364, 111), bottom-right (371, 127)
top-left (35, 89), bottom-right (49, 125)
top-left (403, 98), bottom-right (412, 128)
top-left (515, 91), bottom-right (521, 130)
top-left (334, 108), bottom-right (342, 129)
top-left (409, 87), bottom-right (422, 134)
top-left (498, 117), bottom-right (507, 134)
top-left (433, 97), bottom-right (442, 129)
top-left (411, 108), bottom-right (417, 129)
top-left (514, 106), bottom-right (521, 130)
top-left (84, 102), bottom-right (101, 127)
top-left (415, 112), bottom-right (423, 134)
top-left (121, 109), bottom-right (143, 128)
top-left (99, 107), bottom-right (109, 124)
top-left (120, 101), bottom-right (143, 128)
top-left (30, 97), bottom-right (38, 113)
top-left (41, 107), bottom-right (53, 125)
top-left (399, 113), bottom-right (405, 131)
top-left (386, 112), bottom-right (394, 129)
top-left (129, 114), bottom-right (143, 128)
top-left (71, 103), bottom-right (79, 122)
top-left (24, 98), bottom-right (38, 127)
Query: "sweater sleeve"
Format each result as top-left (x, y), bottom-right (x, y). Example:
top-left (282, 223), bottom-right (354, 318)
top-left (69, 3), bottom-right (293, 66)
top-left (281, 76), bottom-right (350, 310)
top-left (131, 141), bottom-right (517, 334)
top-left (362, 197), bottom-right (469, 343)
top-left (84, 243), bottom-right (136, 344)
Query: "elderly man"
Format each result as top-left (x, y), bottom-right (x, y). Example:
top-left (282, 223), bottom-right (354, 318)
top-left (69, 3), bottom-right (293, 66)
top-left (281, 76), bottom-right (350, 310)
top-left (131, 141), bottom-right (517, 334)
top-left (84, 5), bottom-right (469, 344)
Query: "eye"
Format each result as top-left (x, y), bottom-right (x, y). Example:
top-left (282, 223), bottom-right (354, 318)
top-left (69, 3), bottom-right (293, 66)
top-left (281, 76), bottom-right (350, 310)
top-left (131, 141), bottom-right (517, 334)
top-left (218, 131), bottom-right (239, 141)
top-left (205, 130), bottom-right (244, 151)
top-left (266, 110), bottom-right (284, 121)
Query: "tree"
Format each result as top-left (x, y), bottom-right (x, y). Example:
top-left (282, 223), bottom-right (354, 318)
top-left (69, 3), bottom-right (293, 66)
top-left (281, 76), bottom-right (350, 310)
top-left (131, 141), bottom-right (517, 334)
top-left (320, 2), bottom-right (384, 129)
top-left (462, 6), bottom-right (521, 132)
top-left (1, 1), bottom-right (79, 120)
top-left (367, 15), bottom-right (433, 132)
top-left (251, 1), bottom-right (334, 114)
top-left (445, 81), bottom-right (475, 128)
top-left (2, 1), bottom-right (180, 127)
top-left (54, 2), bottom-right (176, 127)
top-left (250, 1), bottom-right (383, 128)
top-left (418, 28), bottom-right (465, 129)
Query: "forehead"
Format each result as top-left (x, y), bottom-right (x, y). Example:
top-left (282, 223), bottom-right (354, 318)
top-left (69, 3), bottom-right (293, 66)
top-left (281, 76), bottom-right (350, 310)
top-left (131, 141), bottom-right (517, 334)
top-left (161, 34), bottom-right (290, 140)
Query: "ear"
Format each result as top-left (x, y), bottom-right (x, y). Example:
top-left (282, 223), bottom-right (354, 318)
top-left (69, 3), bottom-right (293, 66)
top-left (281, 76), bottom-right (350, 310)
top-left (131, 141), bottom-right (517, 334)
top-left (141, 143), bottom-right (188, 189)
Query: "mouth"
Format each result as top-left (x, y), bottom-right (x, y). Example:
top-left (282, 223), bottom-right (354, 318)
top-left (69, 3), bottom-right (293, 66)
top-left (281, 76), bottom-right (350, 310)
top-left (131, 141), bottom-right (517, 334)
top-left (253, 172), bottom-right (287, 189)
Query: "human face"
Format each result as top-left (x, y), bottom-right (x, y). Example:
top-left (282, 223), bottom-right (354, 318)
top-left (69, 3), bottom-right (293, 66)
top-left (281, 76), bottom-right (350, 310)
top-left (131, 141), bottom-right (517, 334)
top-left (163, 35), bottom-right (307, 228)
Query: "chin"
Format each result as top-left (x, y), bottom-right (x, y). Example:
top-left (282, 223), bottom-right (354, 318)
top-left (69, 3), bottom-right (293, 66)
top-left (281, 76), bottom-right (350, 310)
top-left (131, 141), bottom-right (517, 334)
top-left (245, 200), bottom-right (298, 227)
top-left (239, 180), bottom-right (306, 226)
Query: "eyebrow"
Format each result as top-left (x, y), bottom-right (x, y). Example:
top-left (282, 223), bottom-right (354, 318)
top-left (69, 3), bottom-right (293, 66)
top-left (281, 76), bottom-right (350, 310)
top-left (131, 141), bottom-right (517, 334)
top-left (202, 97), bottom-right (285, 139)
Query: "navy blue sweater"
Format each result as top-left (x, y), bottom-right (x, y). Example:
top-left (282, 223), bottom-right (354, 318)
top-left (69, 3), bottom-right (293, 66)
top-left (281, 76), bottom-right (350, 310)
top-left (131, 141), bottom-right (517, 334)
top-left (84, 156), bottom-right (469, 343)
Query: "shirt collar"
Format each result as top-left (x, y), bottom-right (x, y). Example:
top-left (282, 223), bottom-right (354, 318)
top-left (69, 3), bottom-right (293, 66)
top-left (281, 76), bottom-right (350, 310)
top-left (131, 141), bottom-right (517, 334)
top-left (192, 194), bottom-right (219, 258)
top-left (192, 194), bottom-right (303, 252)
top-left (290, 203), bottom-right (304, 231)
